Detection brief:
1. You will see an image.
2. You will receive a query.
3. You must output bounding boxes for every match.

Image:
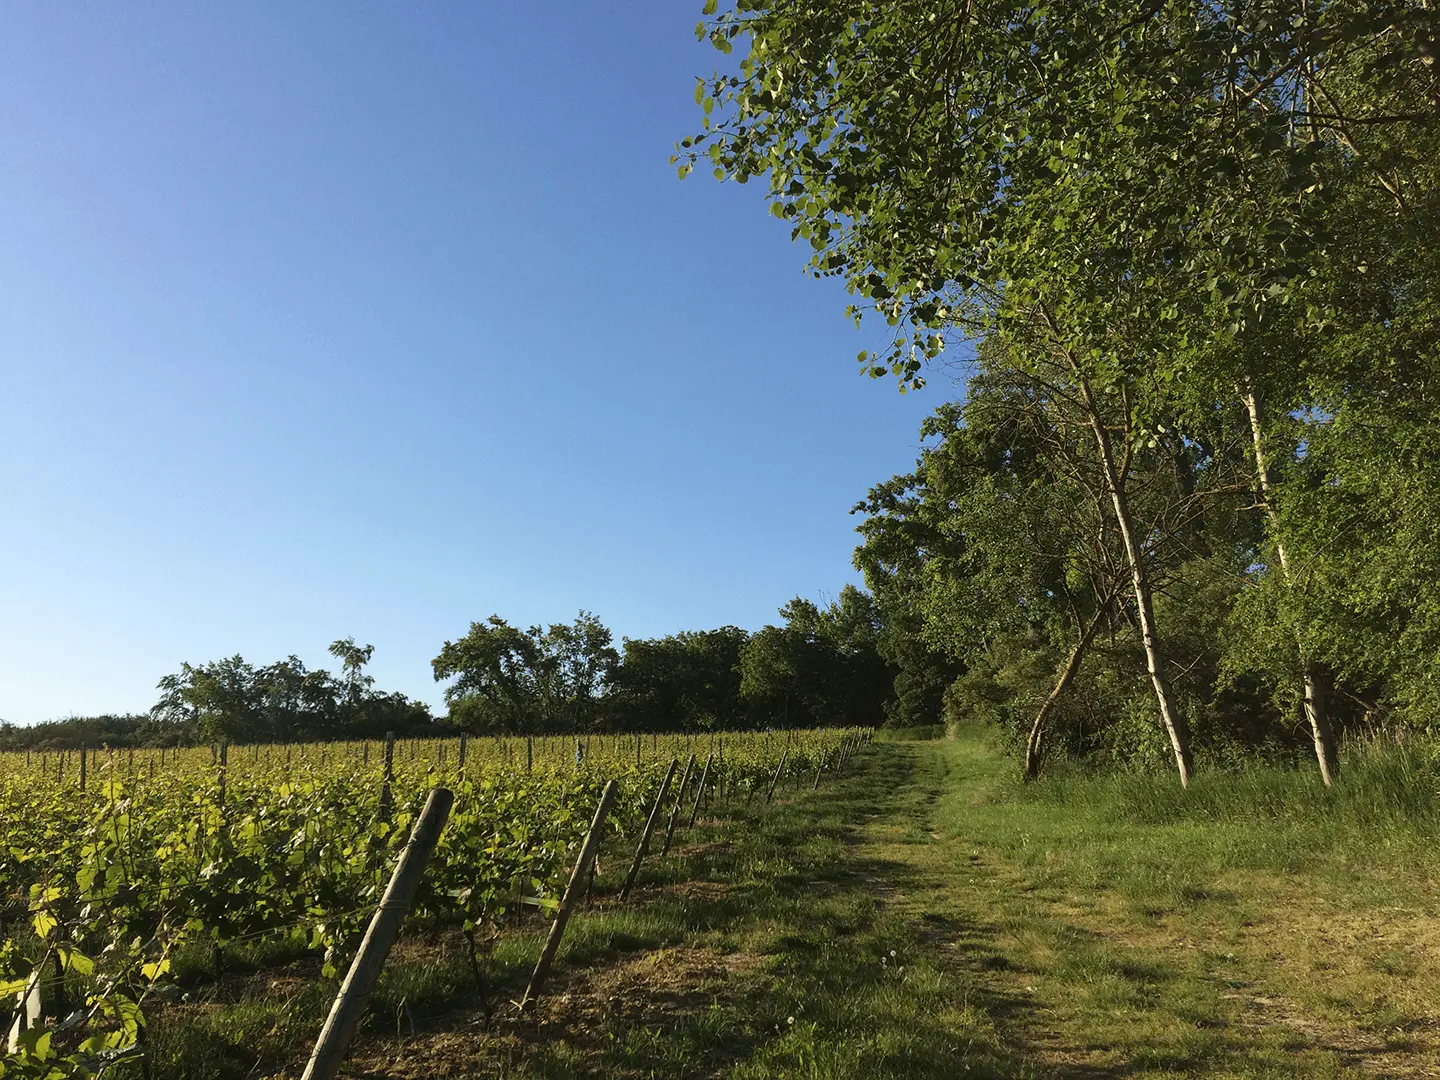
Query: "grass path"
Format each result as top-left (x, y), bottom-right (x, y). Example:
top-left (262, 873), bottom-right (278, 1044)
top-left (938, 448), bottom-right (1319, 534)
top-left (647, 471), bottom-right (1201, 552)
top-left (151, 733), bottom-right (1440, 1078)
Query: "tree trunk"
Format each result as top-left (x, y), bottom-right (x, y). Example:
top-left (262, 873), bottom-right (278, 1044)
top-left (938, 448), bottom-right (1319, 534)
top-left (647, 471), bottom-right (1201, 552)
top-left (1242, 387), bottom-right (1339, 786)
top-left (1075, 376), bottom-right (1195, 787)
top-left (1024, 594), bottom-right (1114, 780)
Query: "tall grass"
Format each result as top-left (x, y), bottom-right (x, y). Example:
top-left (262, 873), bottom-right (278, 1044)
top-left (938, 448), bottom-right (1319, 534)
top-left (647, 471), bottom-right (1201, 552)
top-left (936, 725), bottom-right (1440, 908)
top-left (1025, 737), bottom-right (1440, 832)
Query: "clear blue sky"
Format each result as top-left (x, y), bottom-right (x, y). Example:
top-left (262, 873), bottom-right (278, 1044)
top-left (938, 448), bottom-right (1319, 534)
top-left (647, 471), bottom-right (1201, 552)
top-left (1, 3), bottom-right (948, 723)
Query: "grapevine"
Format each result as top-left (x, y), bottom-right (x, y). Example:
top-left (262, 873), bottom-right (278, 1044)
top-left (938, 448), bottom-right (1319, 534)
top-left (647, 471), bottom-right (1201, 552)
top-left (0, 728), bottom-right (868, 1075)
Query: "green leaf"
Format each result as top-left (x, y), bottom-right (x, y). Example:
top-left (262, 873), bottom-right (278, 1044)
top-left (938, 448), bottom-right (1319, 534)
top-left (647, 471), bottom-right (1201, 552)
top-left (60, 948), bottom-right (95, 976)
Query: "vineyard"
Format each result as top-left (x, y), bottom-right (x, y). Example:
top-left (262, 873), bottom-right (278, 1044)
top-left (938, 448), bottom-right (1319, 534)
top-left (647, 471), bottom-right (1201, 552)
top-left (0, 728), bottom-right (869, 1078)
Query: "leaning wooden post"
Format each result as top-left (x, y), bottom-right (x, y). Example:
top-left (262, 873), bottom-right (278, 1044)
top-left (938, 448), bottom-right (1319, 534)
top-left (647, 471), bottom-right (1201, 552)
top-left (5, 965), bottom-right (43, 1053)
top-left (660, 754), bottom-right (697, 856)
top-left (378, 732), bottom-right (396, 822)
top-left (813, 753), bottom-right (826, 790)
top-left (300, 787), bottom-right (454, 1080)
top-left (620, 759), bottom-right (678, 900)
top-left (765, 749), bottom-right (789, 805)
top-left (687, 752), bottom-right (714, 828)
top-left (520, 779), bottom-right (619, 1011)
top-left (217, 740), bottom-right (228, 812)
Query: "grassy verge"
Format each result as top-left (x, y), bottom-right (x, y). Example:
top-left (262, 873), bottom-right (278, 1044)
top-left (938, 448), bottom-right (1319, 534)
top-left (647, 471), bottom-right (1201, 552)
top-left (920, 727), bottom-right (1440, 1077)
top-left (132, 730), bottom-right (1440, 1078)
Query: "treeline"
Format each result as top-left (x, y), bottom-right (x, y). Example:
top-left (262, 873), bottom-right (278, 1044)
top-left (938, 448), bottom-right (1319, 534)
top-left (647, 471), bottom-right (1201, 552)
top-left (0, 639), bottom-right (438, 750)
top-left (687, 0), bottom-right (1440, 785)
top-left (1, 602), bottom-right (953, 748)
top-left (432, 590), bottom-right (948, 733)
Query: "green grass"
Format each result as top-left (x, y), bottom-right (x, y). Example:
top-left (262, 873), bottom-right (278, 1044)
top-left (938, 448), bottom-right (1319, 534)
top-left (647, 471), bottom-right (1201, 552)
top-left (920, 727), bottom-right (1440, 1076)
top-left (129, 729), bottom-right (1440, 1078)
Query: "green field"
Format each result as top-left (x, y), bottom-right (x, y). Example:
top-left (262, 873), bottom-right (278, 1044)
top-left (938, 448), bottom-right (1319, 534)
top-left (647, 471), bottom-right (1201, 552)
top-left (166, 731), bottom-right (1440, 1077)
top-left (8, 728), bottom-right (1437, 1078)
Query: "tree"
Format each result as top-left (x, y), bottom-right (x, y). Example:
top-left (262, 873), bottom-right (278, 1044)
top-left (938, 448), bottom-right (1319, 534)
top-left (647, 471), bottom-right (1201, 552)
top-left (329, 637), bottom-right (376, 704)
top-left (152, 643), bottom-right (432, 744)
top-left (739, 588), bottom-right (894, 727)
top-left (608, 627), bottom-right (751, 730)
top-left (683, 0), bottom-right (1440, 783)
top-left (538, 612), bottom-right (621, 732)
top-left (432, 612), bottom-right (620, 734)
top-left (855, 337), bottom-right (1260, 774)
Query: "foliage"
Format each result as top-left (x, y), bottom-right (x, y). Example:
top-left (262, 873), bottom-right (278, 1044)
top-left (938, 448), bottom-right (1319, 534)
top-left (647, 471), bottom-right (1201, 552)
top-left (686, 0), bottom-right (1440, 778)
top-left (151, 642), bottom-right (433, 745)
top-left (432, 612), bottom-right (620, 734)
top-left (607, 626), bottom-right (751, 731)
top-left (0, 716), bottom-right (173, 753)
top-left (739, 587), bottom-right (894, 727)
top-left (0, 728), bottom-right (861, 1076)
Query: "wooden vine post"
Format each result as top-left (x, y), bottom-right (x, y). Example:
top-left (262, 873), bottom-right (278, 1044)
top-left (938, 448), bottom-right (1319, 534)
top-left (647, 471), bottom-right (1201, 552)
top-left (217, 740), bottom-right (228, 813)
top-left (520, 779), bottom-right (619, 1010)
top-left (5, 967), bottom-right (43, 1053)
top-left (620, 758), bottom-right (678, 900)
top-left (687, 752), bottom-right (713, 828)
top-left (300, 787), bottom-right (454, 1080)
top-left (765, 749), bottom-right (789, 805)
top-left (378, 731), bottom-right (396, 823)
top-left (660, 754), bottom-right (697, 856)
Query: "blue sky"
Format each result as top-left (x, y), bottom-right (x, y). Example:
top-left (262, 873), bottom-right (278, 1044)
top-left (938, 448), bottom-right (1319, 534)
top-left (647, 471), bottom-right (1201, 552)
top-left (0, 3), bottom-right (949, 723)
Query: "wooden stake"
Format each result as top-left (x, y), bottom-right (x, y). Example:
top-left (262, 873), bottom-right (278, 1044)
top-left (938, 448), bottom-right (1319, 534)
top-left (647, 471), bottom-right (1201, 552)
top-left (765, 749), bottom-right (789, 805)
top-left (620, 759), bottom-right (678, 900)
top-left (5, 965), bottom-right (42, 1053)
top-left (660, 754), bottom-right (697, 856)
top-left (687, 753), bottom-right (713, 828)
top-left (379, 732), bottom-right (395, 823)
top-left (520, 779), bottom-right (619, 1010)
top-left (300, 787), bottom-right (453, 1080)
top-left (217, 741), bottom-right (228, 812)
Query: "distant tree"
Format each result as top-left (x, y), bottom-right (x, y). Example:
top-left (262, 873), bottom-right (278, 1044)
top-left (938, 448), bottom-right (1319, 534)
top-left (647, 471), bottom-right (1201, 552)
top-left (540, 612), bottom-right (621, 732)
top-left (153, 655), bottom-right (276, 744)
top-left (608, 627), bottom-right (751, 730)
top-left (740, 587), bottom-right (894, 727)
top-left (152, 643), bottom-right (431, 744)
top-left (0, 714), bottom-right (169, 751)
top-left (329, 637), bottom-right (376, 704)
top-left (432, 611), bottom-right (619, 734)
